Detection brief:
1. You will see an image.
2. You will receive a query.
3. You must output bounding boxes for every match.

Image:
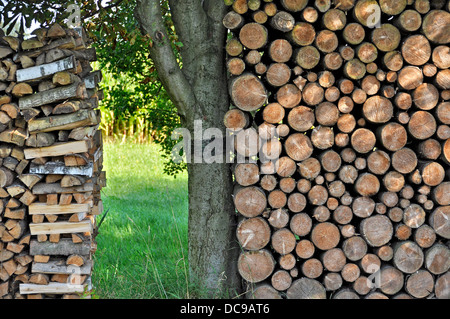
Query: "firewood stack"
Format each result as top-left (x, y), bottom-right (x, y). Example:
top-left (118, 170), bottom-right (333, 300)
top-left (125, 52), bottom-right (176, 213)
top-left (224, 0), bottom-right (449, 299)
top-left (0, 23), bottom-right (104, 299)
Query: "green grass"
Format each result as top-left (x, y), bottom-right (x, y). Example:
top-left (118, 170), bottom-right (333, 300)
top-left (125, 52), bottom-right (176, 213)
top-left (92, 140), bottom-right (190, 299)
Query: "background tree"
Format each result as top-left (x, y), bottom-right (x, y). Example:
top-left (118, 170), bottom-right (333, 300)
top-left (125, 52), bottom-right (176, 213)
top-left (0, 0), bottom-right (241, 297)
top-left (134, 0), bottom-right (241, 297)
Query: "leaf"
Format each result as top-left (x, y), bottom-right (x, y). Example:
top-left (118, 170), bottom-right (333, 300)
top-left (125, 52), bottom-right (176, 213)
top-left (130, 33), bottom-right (137, 45)
top-left (6, 14), bottom-right (20, 36)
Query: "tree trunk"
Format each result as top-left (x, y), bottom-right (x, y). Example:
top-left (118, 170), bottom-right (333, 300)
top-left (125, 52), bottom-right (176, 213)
top-left (135, 0), bottom-right (241, 297)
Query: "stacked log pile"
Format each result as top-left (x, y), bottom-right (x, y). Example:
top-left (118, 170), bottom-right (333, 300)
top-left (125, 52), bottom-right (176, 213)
top-left (0, 23), bottom-right (104, 299)
top-left (224, 0), bottom-right (449, 299)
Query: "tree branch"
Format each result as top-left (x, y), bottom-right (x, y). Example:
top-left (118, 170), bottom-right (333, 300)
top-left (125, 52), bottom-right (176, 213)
top-left (134, 0), bottom-right (196, 119)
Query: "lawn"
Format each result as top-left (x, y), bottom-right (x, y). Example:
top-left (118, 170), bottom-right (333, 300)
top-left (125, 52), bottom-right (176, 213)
top-left (92, 140), bottom-right (190, 299)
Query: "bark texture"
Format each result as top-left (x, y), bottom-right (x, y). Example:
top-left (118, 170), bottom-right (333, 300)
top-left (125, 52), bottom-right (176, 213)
top-left (135, 0), bottom-right (241, 297)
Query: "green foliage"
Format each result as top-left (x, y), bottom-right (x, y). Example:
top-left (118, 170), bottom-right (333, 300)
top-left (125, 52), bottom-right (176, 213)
top-left (0, 0), bottom-right (187, 176)
top-left (90, 1), bottom-right (186, 176)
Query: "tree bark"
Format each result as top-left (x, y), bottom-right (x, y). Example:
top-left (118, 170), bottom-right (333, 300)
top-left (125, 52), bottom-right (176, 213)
top-left (135, 0), bottom-right (241, 297)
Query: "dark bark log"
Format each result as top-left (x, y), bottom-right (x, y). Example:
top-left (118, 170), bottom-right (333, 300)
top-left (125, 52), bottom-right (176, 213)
top-left (270, 11), bottom-right (295, 32)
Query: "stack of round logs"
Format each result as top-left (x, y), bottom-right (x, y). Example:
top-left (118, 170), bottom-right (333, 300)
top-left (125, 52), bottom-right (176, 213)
top-left (224, 0), bottom-right (450, 299)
